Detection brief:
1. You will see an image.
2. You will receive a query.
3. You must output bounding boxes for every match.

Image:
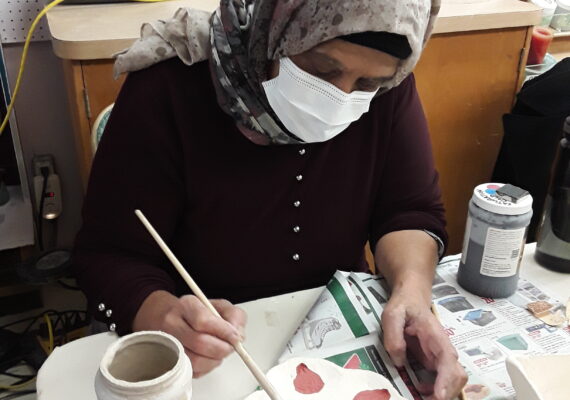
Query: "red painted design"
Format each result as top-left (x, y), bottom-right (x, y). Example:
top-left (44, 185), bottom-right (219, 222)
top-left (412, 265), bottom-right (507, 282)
top-left (353, 389), bottom-right (391, 400)
top-left (293, 363), bottom-right (324, 394)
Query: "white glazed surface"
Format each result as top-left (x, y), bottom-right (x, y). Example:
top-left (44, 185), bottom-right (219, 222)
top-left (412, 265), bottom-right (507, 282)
top-left (506, 354), bottom-right (570, 400)
top-left (244, 358), bottom-right (404, 400)
top-left (95, 331), bottom-right (192, 400)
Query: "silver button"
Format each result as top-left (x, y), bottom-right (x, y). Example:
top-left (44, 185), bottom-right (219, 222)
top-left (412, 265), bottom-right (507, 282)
top-left (293, 226), bottom-right (301, 233)
top-left (293, 201), bottom-right (301, 208)
top-left (109, 323), bottom-right (117, 332)
top-left (296, 175), bottom-right (303, 182)
top-left (292, 253), bottom-right (300, 261)
top-left (106, 309), bottom-right (113, 318)
top-left (299, 148), bottom-right (306, 155)
top-left (98, 303), bottom-right (106, 312)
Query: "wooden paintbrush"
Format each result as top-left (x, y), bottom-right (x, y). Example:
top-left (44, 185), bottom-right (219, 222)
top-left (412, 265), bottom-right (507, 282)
top-left (431, 303), bottom-right (467, 400)
top-left (135, 209), bottom-right (283, 400)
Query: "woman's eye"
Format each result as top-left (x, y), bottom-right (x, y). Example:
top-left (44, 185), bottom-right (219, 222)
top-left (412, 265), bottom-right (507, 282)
top-left (311, 69), bottom-right (340, 81)
top-left (356, 80), bottom-right (381, 92)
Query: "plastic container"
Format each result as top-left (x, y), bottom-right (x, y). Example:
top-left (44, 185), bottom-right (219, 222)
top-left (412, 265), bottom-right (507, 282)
top-left (550, 0), bottom-right (570, 31)
top-left (95, 331), bottom-right (193, 400)
top-left (535, 116), bottom-right (570, 272)
top-left (457, 183), bottom-right (533, 298)
top-left (529, 0), bottom-right (558, 26)
top-left (527, 27), bottom-right (554, 65)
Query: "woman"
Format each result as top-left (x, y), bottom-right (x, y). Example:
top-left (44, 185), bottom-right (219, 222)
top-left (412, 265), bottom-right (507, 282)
top-left (74, 0), bottom-right (467, 398)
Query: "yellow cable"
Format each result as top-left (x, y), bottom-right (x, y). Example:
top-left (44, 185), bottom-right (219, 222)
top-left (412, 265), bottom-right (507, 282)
top-left (0, 0), bottom-right (171, 137)
top-left (0, 315), bottom-right (53, 390)
top-left (43, 313), bottom-right (54, 354)
top-left (0, 0), bottom-right (65, 136)
top-left (0, 377), bottom-right (36, 391)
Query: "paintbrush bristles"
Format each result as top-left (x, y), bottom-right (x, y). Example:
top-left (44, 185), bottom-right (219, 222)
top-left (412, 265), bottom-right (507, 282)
top-left (134, 210), bottom-right (283, 400)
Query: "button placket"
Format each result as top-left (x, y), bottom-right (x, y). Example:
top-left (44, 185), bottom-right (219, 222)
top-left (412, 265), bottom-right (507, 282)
top-left (98, 302), bottom-right (116, 332)
top-left (290, 147), bottom-right (308, 263)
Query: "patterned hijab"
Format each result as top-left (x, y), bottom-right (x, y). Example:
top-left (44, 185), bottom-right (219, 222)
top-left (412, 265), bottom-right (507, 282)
top-left (115, 0), bottom-right (440, 145)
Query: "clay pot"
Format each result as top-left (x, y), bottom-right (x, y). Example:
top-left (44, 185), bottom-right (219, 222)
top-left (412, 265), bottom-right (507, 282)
top-left (95, 331), bottom-right (192, 400)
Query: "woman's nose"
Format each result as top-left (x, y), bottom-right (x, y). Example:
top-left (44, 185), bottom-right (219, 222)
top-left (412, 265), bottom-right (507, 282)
top-left (329, 77), bottom-right (358, 94)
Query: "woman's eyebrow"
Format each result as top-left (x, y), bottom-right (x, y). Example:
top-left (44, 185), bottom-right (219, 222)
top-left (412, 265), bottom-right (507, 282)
top-left (308, 49), bottom-right (345, 70)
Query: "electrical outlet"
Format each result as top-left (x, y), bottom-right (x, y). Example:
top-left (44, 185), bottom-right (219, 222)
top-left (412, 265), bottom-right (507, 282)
top-left (32, 155), bottom-right (62, 220)
top-left (32, 155), bottom-right (56, 177)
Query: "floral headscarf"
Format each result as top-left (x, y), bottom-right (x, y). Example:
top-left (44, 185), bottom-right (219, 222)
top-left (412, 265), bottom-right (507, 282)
top-left (115, 0), bottom-right (440, 145)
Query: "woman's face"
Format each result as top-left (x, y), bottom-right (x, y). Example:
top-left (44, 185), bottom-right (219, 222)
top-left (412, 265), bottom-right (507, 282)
top-left (269, 39), bottom-right (400, 94)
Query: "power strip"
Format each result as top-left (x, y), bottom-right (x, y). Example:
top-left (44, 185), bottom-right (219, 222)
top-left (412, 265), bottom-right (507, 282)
top-left (32, 155), bottom-right (62, 220)
top-left (33, 174), bottom-right (62, 219)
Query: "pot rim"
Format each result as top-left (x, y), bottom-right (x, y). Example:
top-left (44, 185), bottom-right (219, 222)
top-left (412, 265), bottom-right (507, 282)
top-left (99, 330), bottom-right (188, 391)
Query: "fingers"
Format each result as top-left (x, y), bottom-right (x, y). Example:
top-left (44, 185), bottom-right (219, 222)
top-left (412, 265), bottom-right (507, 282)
top-left (180, 295), bottom-right (242, 345)
top-left (408, 316), bottom-right (467, 400)
top-left (212, 299), bottom-right (248, 339)
top-left (381, 304), bottom-right (408, 366)
top-left (415, 382), bottom-right (435, 396)
top-left (185, 349), bottom-right (223, 378)
top-left (162, 310), bottom-right (234, 359)
top-left (432, 351), bottom-right (467, 400)
top-left (404, 333), bottom-right (436, 371)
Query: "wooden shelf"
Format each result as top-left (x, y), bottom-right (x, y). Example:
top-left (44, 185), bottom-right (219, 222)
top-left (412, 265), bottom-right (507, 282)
top-left (46, 0), bottom-right (541, 60)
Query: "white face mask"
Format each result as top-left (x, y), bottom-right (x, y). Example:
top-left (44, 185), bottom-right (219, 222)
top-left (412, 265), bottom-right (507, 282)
top-left (262, 58), bottom-right (378, 143)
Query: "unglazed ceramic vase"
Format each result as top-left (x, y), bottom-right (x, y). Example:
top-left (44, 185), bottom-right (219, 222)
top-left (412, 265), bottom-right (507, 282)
top-left (95, 331), bottom-right (192, 400)
top-left (506, 354), bottom-right (570, 400)
top-left (244, 357), bottom-right (405, 400)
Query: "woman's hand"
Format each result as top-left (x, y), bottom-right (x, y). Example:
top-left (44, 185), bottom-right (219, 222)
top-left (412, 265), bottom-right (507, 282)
top-left (375, 230), bottom-right (467, 399)
top-left (382, 291), bottom-right (467, 400)
top-left (133, 290), bottom-right (247, 378)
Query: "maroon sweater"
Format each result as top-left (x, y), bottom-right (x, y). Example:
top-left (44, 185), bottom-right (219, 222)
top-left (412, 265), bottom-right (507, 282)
top-left (73, 59), bottom-right (446, 334)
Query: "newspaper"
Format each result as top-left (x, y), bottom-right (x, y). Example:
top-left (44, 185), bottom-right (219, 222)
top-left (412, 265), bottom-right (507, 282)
top-left (278, 256), bottom-right (570, 399)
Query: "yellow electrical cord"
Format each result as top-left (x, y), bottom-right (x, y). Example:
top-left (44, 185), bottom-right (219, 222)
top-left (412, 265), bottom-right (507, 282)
top-left (0, 0), bottom-right (65, 136)
top-left (0, 377), bottom-right (36, 391)
top-left (0, 0), bottom-right (172, 137)
top-left (44, 313), bottom-right (54, 354)
top-left (0, 314), bottom-right (54, 391)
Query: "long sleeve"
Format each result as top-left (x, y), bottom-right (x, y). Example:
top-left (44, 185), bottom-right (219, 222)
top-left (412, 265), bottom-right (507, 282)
top-left (73, 63), bottom-right (185, 335)
top-left (369, 74), bottom-right (447, 252)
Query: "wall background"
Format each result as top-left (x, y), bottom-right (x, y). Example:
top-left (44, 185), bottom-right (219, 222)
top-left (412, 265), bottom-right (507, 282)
top-left (4, 41), bottom-right (84, 248)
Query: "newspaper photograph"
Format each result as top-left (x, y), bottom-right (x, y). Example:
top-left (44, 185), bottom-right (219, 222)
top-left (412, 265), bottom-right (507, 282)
top-left (277, 257), bottom-right (570, 400)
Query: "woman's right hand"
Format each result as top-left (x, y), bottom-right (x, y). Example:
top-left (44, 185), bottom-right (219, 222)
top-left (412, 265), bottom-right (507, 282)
top-left (133, 290), bottom-right (247, 378)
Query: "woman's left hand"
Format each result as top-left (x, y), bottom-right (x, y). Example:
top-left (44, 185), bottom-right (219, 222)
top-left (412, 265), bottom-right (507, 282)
top-left (382, 291), bottom-right (468, 400)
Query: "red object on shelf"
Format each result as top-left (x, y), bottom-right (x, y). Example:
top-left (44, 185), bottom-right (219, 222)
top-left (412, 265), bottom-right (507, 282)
top-left (527, 27), bottom-right (554, 66)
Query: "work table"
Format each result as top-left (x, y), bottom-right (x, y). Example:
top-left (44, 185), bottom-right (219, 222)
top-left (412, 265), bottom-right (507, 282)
top-left (34, 244), bottom-right (570, 400)
top-left (46, 0), bottom-right (541, 60)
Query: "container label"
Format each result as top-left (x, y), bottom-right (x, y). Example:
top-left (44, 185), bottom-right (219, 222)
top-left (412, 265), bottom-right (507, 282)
top-left (480, 227), bottom-right (526, 277)
top-left (460, 215), bottom-right (472, 265)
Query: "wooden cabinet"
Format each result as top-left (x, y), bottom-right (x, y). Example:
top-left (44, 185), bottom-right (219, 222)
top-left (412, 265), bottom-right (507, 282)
top-left (415, 26), bottom-right (532, 253)
top-left (62, 60), bottom-right (125, 186)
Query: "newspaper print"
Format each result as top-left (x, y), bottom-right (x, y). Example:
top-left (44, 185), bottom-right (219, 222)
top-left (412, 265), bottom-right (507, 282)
top-left (277, 257), bottom-right (569, 399)
top-left (434, 255), bottom-right (570, 399)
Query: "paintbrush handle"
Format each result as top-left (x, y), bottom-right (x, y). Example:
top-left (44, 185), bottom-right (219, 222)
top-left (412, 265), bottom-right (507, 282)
top-left (234, 342), bottom-right (283, 400)
top-left (135, 210), bottom-right (283, 400)
top-left (431, 304), bottom-right (467, 400)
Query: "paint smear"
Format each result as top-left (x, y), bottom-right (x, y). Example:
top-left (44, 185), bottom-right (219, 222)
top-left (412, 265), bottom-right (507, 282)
top-left (353, 389), bottom-right (391, 400)
top-left (343, 354), bottom-right (362, 370)
top-left (293, 363), bottom-right (324, 394)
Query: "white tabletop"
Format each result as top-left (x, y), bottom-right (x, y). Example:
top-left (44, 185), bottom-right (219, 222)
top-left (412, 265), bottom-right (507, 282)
top-left (35, 244), bottom-right (569, 400)
top-left (36, 287), bottom-right (324, 400)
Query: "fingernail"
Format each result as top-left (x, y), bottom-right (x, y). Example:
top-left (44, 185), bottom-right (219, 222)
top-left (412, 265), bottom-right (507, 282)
top-left (439, 388), bottom-right (447, 399)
